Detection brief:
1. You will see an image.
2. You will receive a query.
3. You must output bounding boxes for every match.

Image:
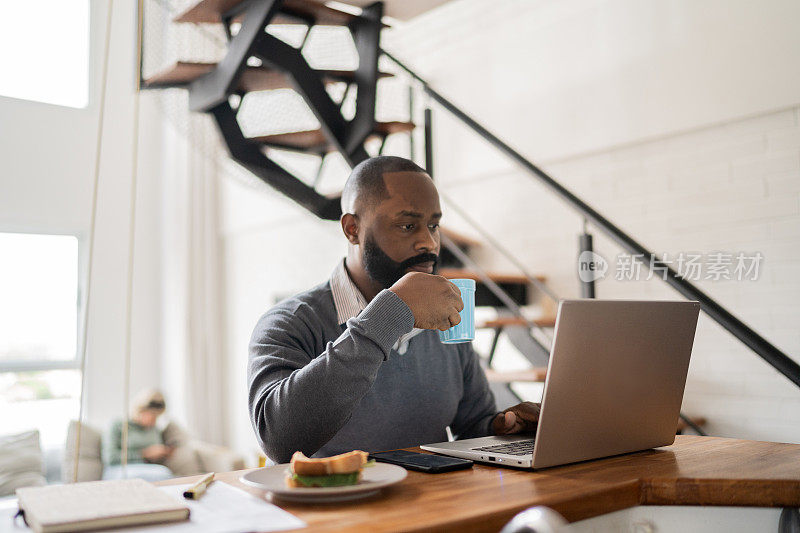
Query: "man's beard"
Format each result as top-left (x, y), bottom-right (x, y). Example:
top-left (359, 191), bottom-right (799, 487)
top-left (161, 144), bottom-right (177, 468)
top-left (363, 235), bottom-right (439, 288)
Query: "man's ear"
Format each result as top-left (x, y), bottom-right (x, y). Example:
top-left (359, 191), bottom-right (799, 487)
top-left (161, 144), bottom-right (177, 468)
top-left (340, 213), bottom-right (360, 245)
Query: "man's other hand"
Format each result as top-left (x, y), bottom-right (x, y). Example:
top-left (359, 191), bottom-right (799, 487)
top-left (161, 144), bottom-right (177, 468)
top-left (492, 402), bottom-right (541, 435)
top-left (389, 272), bottom-right (464, 331)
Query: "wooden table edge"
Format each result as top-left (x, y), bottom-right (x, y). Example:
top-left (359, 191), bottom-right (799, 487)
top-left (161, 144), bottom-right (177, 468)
top-left (157, 436), bottom-right (800, 531)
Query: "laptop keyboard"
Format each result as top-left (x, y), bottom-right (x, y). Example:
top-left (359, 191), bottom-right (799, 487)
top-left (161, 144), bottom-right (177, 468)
top-left (472, 439), bottom-right (536, 456)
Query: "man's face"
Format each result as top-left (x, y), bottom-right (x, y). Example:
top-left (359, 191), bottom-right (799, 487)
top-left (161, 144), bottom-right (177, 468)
top-left (360, 171), bottom-right (442, 288)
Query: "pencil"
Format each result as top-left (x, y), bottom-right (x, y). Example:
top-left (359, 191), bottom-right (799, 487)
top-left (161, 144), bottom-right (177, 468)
top-left (183, 472), bottom-right (215, 500)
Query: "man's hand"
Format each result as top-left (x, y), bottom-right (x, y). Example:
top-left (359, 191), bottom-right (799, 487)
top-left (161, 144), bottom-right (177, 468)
top-left (492, 402), bottom-right (541, 435)
top-left (142, 444), bottom-right (173, 462)
top-left (389, 272), bottom-right (464, 331)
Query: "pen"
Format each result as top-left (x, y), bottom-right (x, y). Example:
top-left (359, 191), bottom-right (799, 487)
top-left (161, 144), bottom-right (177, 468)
top-left (183, 472), bottom-right (215, 500)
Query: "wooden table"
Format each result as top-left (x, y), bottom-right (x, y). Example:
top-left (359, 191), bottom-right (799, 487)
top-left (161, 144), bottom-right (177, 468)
top-left (163, 435), bottom-right (800, 532)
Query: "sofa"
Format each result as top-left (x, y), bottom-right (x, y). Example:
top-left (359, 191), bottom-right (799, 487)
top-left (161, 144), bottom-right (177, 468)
top-left (0, 422), bottom-right (245, 497)
top-left (63, 420), bottom-right (245, 482)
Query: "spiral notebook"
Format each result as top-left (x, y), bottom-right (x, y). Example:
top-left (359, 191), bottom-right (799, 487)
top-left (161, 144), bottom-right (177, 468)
top-left (16, 478), bottom-right (190, 533)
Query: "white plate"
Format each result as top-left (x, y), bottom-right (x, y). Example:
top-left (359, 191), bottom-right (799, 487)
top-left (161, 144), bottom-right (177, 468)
top-left (240, 462), bottom-right (408, 503)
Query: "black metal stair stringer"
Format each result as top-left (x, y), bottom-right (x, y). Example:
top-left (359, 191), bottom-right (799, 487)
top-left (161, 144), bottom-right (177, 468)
top-left (345, 2), bottom-right (382, 156)
top-left (211, 101), bottom-right (341, 220)
top-left (188, 0), bottom-right (280, 112)
top-left (252, 33), bottom-right (370, 167)
top-left (177, 0), bottom-right (386, 219)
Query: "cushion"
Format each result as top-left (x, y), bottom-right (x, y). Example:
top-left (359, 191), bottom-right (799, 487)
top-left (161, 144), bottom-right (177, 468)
top-left (62, 421), bottom-right (103, 482)
top-left (162, 445), bottom-right (202, 477)
top-left (0, 430), bottom-right (46, 497)
top-left (161, 422), bottom-right (191, 448)
top-left (161, 423), bottom-right (202, 476)
top-left (193, 441), bottom-right (246, 472)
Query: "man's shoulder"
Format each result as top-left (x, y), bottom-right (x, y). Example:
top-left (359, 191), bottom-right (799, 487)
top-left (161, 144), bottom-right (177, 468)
top-left (252, 281), bottom-right (336, 337)
top-left (275, 280), bottom-right (333, 312)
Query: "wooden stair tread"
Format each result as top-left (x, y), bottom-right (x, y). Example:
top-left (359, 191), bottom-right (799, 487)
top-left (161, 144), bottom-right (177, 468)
top-left (175, 0), bottom-right (366, 26)
top-left (174, 0), bottom-right (240, 23)
top-left (439, 268), bottom-right (545, 285)
top-left (485, 368), bottom-right (547, 383)
top-left (374, 121), bottom-right (417, 135)
top-left (320, 0), bottom-right (455, 21)
top-left (250, 121), bottom-right (415, 151)
top-left (440, 226), bottom-right (482, 248)
top-left (143, 62), bottom-right (392, 91)
top-left (251, 129), bottom-right (330, 150)
top-left (477, 316), bottom-right (557, 329)
top-left (143, 62), bottom-right (217, 86)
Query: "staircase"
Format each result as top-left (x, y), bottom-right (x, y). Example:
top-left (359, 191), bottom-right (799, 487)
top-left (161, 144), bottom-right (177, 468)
top-left (139, 0), bottom-right (732, 435)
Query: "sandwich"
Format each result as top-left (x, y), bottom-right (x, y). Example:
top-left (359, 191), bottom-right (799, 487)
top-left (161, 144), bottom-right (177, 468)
top-left (286, 450), bottom-right (370, 488)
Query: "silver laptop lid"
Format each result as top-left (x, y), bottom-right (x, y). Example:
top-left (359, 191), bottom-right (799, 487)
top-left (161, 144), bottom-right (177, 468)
top-left (531, 299), bottom-right (700, 469)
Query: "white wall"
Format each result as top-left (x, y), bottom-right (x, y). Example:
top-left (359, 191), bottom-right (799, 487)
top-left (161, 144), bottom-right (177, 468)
top-left (385, 0), bottom-right (800, 163)
top-left (219, 0), bottom-right (800, 453)
top-left (0, 2), bottom-right (165, 432)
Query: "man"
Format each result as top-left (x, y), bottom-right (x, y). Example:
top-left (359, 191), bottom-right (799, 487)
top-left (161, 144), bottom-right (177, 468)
top-left (105, 389), bottom-right (173, 481)
top-left (248, 156), bottom-right (540, 464)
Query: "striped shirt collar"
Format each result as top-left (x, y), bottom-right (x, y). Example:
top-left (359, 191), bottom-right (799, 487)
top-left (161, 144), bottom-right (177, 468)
top-left (330, 259), bottom-right (369, 326)
top-left (330, 259), bottom-right (424, 353)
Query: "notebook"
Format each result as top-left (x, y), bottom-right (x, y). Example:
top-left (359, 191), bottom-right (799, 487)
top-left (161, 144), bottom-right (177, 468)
top-left (16, 478), bottom-right (190, 533)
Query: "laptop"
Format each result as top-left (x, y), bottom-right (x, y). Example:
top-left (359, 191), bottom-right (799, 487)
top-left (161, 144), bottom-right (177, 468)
top-left (421, 299), bottom-right (701, 469)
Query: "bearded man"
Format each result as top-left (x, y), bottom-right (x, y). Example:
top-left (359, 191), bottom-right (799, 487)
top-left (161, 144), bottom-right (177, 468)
top-left (248, 156), bottom-right (539, 463)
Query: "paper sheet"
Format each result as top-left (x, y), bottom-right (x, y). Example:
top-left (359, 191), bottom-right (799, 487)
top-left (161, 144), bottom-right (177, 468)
top-left (1, 482), bottom-right (306, 533)
top-left (119, 482), bottom-right (306, 533)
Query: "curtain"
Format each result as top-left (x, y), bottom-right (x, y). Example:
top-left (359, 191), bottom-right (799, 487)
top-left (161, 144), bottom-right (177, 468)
top-left (159, 99), bottom-right (226, 445)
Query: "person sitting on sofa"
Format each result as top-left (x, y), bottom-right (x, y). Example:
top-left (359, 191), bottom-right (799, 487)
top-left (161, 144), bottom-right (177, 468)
top-left (104, 389), bottom-right (174, 481)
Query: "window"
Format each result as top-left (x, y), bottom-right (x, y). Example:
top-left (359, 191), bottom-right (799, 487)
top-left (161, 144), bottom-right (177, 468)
top-left (0, 233), bottom-right (80, 367)
top-left (0, 370), bottom-right (82, 449)
top-left (0, 0), bottom-right (90, 108)
top-left (0, 233), bottom-right (82, 451)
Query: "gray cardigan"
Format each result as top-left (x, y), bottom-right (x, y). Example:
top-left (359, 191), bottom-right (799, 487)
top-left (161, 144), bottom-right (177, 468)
top-left (248, 282), bottom-right (497, 463)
